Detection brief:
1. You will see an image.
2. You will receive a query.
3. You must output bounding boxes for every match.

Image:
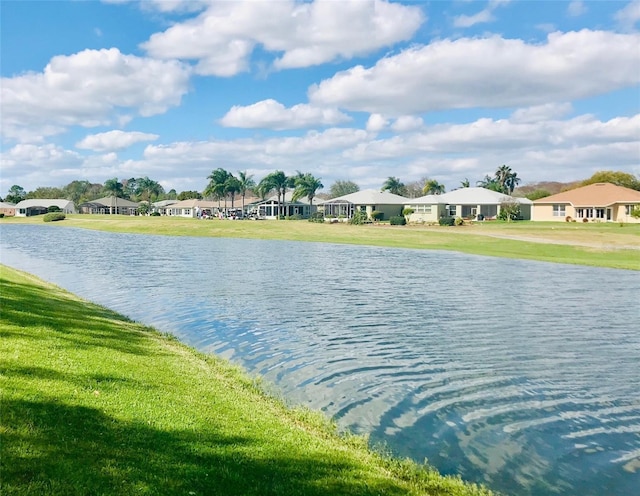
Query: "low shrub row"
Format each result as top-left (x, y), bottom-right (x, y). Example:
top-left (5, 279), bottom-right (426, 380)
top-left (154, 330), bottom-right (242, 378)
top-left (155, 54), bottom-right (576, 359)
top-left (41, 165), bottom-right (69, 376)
top-left (43, 212), bottom-right (66, 222)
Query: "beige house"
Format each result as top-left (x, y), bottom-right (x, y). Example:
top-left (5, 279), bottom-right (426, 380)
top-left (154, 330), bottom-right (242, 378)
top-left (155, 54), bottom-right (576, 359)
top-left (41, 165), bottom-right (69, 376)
top-left (532, 183), bottom-right (640, 223)
top-left (164, 199), bottom-right (220, 218)
top-left (0, 201), bottom-right (16, 217)
top-left (319, 190), bottom-right (407, 220)
top-left (405, 187), bottom-right (532, 222)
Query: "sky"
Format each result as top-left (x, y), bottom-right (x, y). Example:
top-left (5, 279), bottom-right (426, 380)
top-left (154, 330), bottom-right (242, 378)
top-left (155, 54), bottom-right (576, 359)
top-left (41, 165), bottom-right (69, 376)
top-left (1, 0), bottom-right (639, 196)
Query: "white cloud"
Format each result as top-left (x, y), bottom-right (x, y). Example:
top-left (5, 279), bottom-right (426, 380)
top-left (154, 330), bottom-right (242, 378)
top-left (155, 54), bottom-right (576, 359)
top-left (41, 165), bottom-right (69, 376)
top-left (366, 114), bottom-right (388, 133)
top-left (219, 99), bottom-right (351, 130)
top-left (1, 48), bottom-right (191, 142)
top-left (567, 1), bottom-right (587, 17)
top-left (510, 103), bottom-right (573, 123)
top-left (453, 0), bottom-right (510, 28)
top-left (141, 0), bottom-right (424, 76)
top-left (614, 0), bottom-right (640, 30)
top-left (76, 130), bottom-right (160, 152)
top-left (391, 115), bottom-right (424, 132)
top-left (308, 30), bottom-right (640, 115)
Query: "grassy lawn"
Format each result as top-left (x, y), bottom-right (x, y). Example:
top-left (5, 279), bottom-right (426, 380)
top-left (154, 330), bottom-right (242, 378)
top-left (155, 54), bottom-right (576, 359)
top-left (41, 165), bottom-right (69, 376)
top-left (4, 214), bottom-right (639, 270)
top-left (0, 265), bottom-right (494, 496)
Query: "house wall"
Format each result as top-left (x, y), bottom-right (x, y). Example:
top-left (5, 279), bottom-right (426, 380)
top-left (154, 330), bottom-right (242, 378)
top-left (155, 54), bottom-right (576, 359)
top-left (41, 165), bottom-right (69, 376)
top-left (532, 203), bottom-right (574, 221)
top-left (0, 207), bottom-right (16, 216)
top-left (405, 204), bottom-right (444, 223)
top-left (357, 203), bottom-right (403, 220)
top-left (532, 203), bottom-right (640, 222)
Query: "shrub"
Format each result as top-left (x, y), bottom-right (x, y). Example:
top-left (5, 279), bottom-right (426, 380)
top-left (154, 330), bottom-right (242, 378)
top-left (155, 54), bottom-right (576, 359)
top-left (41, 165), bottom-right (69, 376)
top-left (349, 210), bottom-right (369, 225)
top-left (454, 217), bottom-right (464, 226)
top-left (150, 212), bottom-right (161, 216)
top-left (439, 216), bottom-right (455, 226)
top-left (371, 210), bottom-right (384, 221)
top-left (402, 208), bottom-right (414, 217)
top-left (308, 212), bottom-right (324, 223)
top-left (389, 216), bottom-right (406, 225)
top-left (631, 206), bottom-right (640, 219)
top-left (0, 213), bottom-right (4, 218)
top-left (498, 201), bottom-right (521, 221)
top-left (582, 218), bottom-right (589, 223)
top-left (43, 213), bottom-right (66, 222)
top-left (565, 216), bottom-right (572, 222)
top-left (286, 214), bottom-right (303, 220)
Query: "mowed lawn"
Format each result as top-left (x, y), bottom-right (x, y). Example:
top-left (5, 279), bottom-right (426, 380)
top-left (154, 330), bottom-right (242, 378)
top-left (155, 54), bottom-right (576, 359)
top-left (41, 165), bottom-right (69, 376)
top-left (0, 265), bottom-right (494, 496)
top-left (4, 214), bottom-right (639, 270)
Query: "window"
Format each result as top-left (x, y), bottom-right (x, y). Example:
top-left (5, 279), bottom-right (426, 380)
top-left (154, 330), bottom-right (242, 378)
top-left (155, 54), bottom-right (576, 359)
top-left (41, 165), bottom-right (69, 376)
top-left (595, 208), bottom-right (605, 219)
top-left (626, 205), bottom-right (637, 215)
top-left (448, 205), bottom-right (456, 216)
top-left (552, 204), bottom-right (566, 217)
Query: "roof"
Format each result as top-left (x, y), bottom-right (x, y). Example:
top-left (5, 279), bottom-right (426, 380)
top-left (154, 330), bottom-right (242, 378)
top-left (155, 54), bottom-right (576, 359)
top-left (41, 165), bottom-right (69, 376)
top-left (404, 194), bottom-right (448, 205)
top-left (14, 199), bottom-right (74, 208)
top-left (322, 189), bottom-right (408, 205)
top-left (437, 187), bottom-right (532, 205)
top-left (91, 196), bottom-right (140, 208)
top-left (532, 183), bottom-right (640, 207)
top-left (0, 201), bottom-right (16, 208)
top-left (165, 199), bottom-right (219, 208)
top-left (152, 199), bottom-right (179, 207)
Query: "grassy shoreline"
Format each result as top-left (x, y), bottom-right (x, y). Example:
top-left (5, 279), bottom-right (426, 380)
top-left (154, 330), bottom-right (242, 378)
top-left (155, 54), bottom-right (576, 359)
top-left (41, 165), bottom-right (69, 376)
top-left (3, 214), bottom-right (639, 270)
top-left (1, 265), bottom-right (494, 495)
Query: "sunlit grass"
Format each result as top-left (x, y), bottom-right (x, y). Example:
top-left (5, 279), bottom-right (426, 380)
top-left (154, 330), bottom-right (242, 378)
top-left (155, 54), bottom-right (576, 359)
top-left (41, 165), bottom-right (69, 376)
top-left (1, 265), bottom-right (495, 496)
top-left (4, 214), bottom-right (639, 270)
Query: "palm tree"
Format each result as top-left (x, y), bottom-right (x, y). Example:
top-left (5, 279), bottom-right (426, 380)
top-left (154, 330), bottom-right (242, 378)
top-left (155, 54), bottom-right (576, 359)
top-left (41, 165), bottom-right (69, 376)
top-left (292, 172), bottom-right (324, 211)
top-left (504, 172), bottom-right (521, 195)
top-left (103, 178), bottom-right (123, 198)
top-left (460, 178), bottom-right (470, 188)
top-left (224, 175), bottom-right (242, 208)
top-left (237, 171), bottom-right (256, 214)
top-left (205, 168), bottom-right (231, 209)
top-left (381, 176), bottom-right (406, 196)
top-left (136, 177), bottom-right (164, 205)
top-left (494, 165), bottom-right (513, 194)
top-left (422, 179), bottom-right (446, 195)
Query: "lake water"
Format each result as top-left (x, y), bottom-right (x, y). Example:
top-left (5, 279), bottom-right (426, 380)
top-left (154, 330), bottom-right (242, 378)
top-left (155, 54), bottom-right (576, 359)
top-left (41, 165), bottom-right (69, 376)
top-left (1, 224), bottom-right (639, 496)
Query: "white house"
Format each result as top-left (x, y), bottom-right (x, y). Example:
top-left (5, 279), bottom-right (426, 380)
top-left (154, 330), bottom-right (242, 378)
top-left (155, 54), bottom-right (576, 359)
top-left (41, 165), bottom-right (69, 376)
top-left (14, 199), bottom-right (77, 217)
top-left (319, 190), bottom-right (407, 220)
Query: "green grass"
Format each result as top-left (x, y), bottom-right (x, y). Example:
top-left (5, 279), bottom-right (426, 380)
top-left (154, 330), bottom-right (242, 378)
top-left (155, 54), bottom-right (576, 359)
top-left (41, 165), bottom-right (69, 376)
top-left (0, 265), bottom-right (494, 496)
top-left (4, 215), bottom-right (640, 270)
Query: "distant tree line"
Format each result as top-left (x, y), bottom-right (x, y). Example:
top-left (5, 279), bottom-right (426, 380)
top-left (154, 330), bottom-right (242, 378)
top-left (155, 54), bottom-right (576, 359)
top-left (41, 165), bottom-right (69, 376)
top-left (3, 168), bottom-right (638, 206)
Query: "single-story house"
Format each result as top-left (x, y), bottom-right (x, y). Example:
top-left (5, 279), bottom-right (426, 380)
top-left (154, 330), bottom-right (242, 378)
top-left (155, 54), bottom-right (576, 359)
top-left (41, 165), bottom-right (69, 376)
top-left (247, 192), bottom-right (317, 219)
top-left (319, 190), bottom-right (407, 220)
top-left (405, 187), bottom-right (532, 222)
top-left (79, 196), bottom-right (139, 215)
top-left (14, 199), bottom-right (77, 217)
top-left (0, 201), bottom-right (16, 217)
top-left (532, 183), bottom-right (640, 223)
top-left (151, 199), bottom-right (179, 215)
top-left (164, 199), bottom-right (220, 218)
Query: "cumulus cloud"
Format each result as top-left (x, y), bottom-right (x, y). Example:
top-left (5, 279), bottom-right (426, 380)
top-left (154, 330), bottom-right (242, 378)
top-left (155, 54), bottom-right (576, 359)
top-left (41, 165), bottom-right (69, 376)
top-left (76, 130), bottom-right (160, 152)
top-left (567, 1), bottom-right (587, 17)
top-left (308, 30), bottom-right (640, 115)
top-left (366, 114), bottom-right (388, 133)
top-left (391, 115), bottom-right (424, 132)
top-left (453, 0), bottom-right (510, 28)
top-left (510, 103), bottom-right (573, 123)
top-left (1, 48), bottom-right (191, 142)
top-left (141, 0), bottom-right (423, 76)
top-left (219, 99), bottom-right (351, 130)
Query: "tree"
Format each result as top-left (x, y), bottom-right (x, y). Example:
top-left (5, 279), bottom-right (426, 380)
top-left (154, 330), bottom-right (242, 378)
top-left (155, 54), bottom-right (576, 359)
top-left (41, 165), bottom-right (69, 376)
top-left (525, 189), bottom-right (552, 201)
top-left (492, 165), bottom-right (520, 195)
top-left (204, 168), bottom-right (231, 208)
top-left (237, 171), bottom-right (256, 213)
top-left (422, 179), bottom-right (445, 195)
top-left (631, 206), bottom-right (640, 219)
top-left (329, 180), bottom-right (359, 198)
top-left (292, 172), bottom-right (324, 209)
top-left (26, 186), bottom-right (64, 199)
top-left (177, 190), bottom-right (202, 200)
top-left (498, 200), bottom-right (521, 221)
top-left (381, 176), bottom-right (406, 196)
top-left (136, 177), bottom-right (164, 205)
top-left (5, 185), bottom-right (26, 204)
top-left (581, 171), bottom-right (640, 190)
top-left (224, 175), bottom-right (242, 208)
top-left (460, 178), bottom-right (470, 188)
top-left (103, 178), bottom-right (124, 198)
top-left (254, 180), bottom-right (272, 201)
top-left (258, 170), bottom-right (292, 218)
top-left (123, 178), bottom-right (139, 200)
top-left (403, 180), bottom-right (424, 198)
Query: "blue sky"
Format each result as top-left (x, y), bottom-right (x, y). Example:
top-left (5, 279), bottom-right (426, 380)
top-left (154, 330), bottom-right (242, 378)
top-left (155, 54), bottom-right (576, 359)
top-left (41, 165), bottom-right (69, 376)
top-left (1, 0), bottom-right (639, 196)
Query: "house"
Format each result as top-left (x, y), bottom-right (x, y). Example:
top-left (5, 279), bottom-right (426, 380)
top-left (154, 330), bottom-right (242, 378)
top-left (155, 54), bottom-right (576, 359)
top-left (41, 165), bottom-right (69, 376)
top-left (14, 199), bottom-right (77, 217)
top-left (151, 199), bottom-right (179, 215)
top-left (532, 183), bottom-right (640, 223)
top-left (248, 192), bottom-right (317, 219)
top-left (78, 196), bottom-right (139, 215)
top-left (405, 187), bottom-right (532, 222)
top-left (0, 201), bottom-right (16, 217)
top-left (319, 190), bottom-right (407, 220)
top-left (164, 199), bottom-right (220, 218)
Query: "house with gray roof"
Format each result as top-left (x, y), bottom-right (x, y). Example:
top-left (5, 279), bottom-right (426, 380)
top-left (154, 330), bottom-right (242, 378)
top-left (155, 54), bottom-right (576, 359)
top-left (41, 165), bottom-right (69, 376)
top-left (248, 191), bottom-right (316, 219)
top-left (405, 187), bottom-right (532, 222)
top-left (0, 201), bottom-right (16, 217)
top-left (79, 196), bottom-right (139, 215)
top-left (319, 189), bottom-right (407, 221)
top-left (14, 199), bottom-right (76, 217)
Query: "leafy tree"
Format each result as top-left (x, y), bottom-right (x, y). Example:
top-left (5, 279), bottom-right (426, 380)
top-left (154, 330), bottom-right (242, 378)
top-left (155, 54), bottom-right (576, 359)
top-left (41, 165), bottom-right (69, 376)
top-left (63, 180), bottom-right (98, 204)
top-left (381, 176), bottom-right (406, 196)
top-left (422, 179), bottom-right (445, 195)
top-left (525, 189), bottom-right (552, 201)
top-left (136, 177), bottom-right (164, 204)
top-left (165, 189), bottom-right (178, 200)
top-left (103, 178), bottom-right (124, 198)
top-left (177, 190), bottom-right (202, 200)
top-left (123, 178), bottom-right (139, 200)
top-left (329, 180), bottom-right (359, 198)
top-left (26, 186), bottom-right (65, 199)
top-left (631, 206), bottom-right (640, 219)
top-left (403, 180), bottom-right (424, 198)
top-left (581, 170), bottom-right (640, 190)
top-left (5, 185), bottom-right (26, 204)
top-left (498, 201), bottom-right (521, 221)
top-left (292, 172), bottom-right (324, 208)
top-left (137, 202), bottom-right (151, 215)
top-left (237, 171), bottom-right (256, 213)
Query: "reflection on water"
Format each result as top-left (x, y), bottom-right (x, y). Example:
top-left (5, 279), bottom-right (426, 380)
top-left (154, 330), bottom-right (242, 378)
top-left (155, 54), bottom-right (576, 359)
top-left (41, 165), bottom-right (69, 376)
top-left (2, 224), bottom-right (639, 496)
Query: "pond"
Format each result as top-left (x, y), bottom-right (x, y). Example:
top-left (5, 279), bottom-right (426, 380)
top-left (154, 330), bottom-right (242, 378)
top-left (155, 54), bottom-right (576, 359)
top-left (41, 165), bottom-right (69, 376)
top-left (1, 224), bottom-right (639, 496)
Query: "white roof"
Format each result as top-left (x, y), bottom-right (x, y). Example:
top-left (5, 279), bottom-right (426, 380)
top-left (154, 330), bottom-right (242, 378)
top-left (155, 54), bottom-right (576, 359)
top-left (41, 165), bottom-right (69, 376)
top-left (0, 201), bottom-right (16, 207)
top-left (14, 199), bottom-right (74, 208)
top-left (322, 189), bottom-right (408, 205)
top-left (165, 199), bottom-right (219, 209)
top-left (152, 199), bottom-right (179, 207)
top-left (405, 194), bottom-right (447, 205)
top-left (91, 196), bottom-right (140, 207)
top-left (439, 187), bottom-right (532, 205)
